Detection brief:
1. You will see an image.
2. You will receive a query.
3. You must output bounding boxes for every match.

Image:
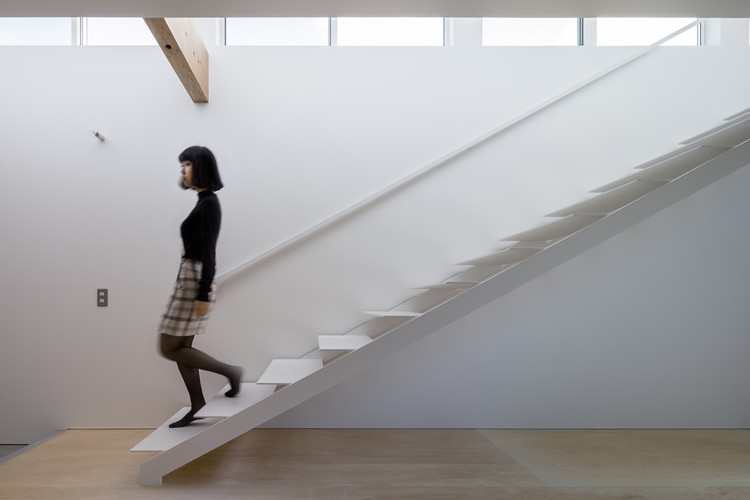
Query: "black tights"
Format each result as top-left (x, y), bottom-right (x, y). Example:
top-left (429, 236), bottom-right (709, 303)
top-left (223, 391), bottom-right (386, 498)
top-left (160, 334), bottom-right (242, 428)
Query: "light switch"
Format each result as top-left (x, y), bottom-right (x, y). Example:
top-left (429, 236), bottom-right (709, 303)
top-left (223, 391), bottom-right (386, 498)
top-left (97, 289), bottom-right (108, 307)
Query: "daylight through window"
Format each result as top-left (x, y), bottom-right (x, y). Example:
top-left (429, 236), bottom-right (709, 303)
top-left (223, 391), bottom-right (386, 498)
top-left (225, 18), bottom-right (330, 46)
top-left (86, 18), bottom-right (156, 45)
top-left (337, 18), bottom-right (444, 46)
top-left (483, 18), bottom-right (580, 46)
top-left (0, 18), bottom-right (74, 45)
top-left (596, 18), bottom-right (699, 46)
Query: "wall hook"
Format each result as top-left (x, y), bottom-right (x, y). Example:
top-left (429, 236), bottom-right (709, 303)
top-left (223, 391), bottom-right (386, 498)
top-left (88, 128), bottom-right (105, 142)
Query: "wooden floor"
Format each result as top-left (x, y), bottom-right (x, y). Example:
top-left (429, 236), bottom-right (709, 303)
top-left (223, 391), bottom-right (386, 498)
top-left (1, 428), bottom-right (750, 499)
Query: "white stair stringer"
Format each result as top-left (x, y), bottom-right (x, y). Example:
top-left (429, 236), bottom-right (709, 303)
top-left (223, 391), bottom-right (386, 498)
top-left (137, 138), bottom-right (750, 487)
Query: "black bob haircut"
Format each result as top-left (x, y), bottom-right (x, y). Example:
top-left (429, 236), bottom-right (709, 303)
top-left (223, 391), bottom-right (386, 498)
top-left (179, 146), bottom-right (224, 191)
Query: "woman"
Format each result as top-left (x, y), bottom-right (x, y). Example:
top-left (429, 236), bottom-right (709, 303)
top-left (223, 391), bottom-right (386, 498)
top-left (159, 146), bottom-right (242, 428)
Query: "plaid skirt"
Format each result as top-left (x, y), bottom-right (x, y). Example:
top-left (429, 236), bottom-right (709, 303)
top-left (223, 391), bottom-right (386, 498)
top-left (158, 259), bottom-right (216, 337)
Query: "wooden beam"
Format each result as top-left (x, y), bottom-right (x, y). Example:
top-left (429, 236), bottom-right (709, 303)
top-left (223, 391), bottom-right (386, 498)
top-left (144, 18), bottom-right (209, 103)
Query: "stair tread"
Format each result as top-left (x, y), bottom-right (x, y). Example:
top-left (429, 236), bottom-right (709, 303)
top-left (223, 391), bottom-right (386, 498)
top-left (634, 145), bottom-right (730, 170)
top-left (391, 288), bottom-right (465, 314)
top-left (257, 358), bottom-right (323, 385)
top-left (546, 180), bottom-right (667, 217)
top-left (680, 116), bottom-right (750, 147)
top-left (504, 214), bottom-right (604, 243)
top-left (461, 247), bottom-right (540, 266)
top-left (364, 310), bottom-right (422, 317)
top-left (345, 315), bottom-right (414, 337)
top-left (417, 282), bottom-right (477, 289)
top-left (318, 335), bottom-right (373, 351)
top-left (508, 243), bottom-right (550, 250)
top-left (595, 146), bottom-right (729, 192)
top-left (195, 383), bottom-right (276, 418)
top-left (130, 408), bottom-right (224, 452)
top-left (447, 265), bottom-right (504, 283)
top-left (724, 108), bottom-right (750, 121)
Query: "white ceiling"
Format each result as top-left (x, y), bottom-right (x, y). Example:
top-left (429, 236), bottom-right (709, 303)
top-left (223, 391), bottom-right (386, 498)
top-left (2, 0), bottom-right (749, 18)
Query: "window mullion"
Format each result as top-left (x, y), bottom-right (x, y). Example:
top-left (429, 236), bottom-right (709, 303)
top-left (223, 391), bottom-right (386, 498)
top-left (80, 17), bottom-right (88, 45)
top-left (329, 17), bottom-right (338, 46)
top-left (71, 17), bottom-right (82, 45)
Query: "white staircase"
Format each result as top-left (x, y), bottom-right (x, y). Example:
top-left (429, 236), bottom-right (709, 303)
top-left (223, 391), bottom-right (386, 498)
top-left (256, 359), bottom-right (324, 385)
top-left (133, 110), bottom-right (750, 485)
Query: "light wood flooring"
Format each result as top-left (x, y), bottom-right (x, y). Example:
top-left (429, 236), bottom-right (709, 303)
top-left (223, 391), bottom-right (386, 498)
top-left (1, 428), bottom-right (750, 499)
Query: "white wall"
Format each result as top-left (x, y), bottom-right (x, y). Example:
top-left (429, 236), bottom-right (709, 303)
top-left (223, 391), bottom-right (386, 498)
top-left (1, 29), bottom-right (749, 442)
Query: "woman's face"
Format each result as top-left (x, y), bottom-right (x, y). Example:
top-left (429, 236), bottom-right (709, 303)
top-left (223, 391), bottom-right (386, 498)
top-left (181, 161), bottom-right (193, 188)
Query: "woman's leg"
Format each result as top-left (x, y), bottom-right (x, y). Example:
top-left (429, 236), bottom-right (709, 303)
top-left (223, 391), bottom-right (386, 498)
top-left (160, 334), bottom-right (243, 427)
top-left (174, 337), bottom-right (206, 427)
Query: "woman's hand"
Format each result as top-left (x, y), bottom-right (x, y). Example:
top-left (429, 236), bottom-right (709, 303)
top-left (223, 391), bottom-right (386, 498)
top-left (194, 300), bottom-right (210, 317)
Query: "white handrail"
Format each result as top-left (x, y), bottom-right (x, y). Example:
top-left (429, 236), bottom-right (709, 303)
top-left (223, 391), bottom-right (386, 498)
top-left (217, 19), bottom-right (701, 283)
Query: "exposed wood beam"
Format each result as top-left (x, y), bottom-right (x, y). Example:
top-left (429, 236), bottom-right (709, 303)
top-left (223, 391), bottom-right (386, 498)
top-left (144, 18), bottom-right (209, 103)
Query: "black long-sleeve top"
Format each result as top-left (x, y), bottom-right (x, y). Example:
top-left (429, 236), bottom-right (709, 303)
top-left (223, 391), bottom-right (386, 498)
top-left (181, 190), bottom-right (221, 301)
